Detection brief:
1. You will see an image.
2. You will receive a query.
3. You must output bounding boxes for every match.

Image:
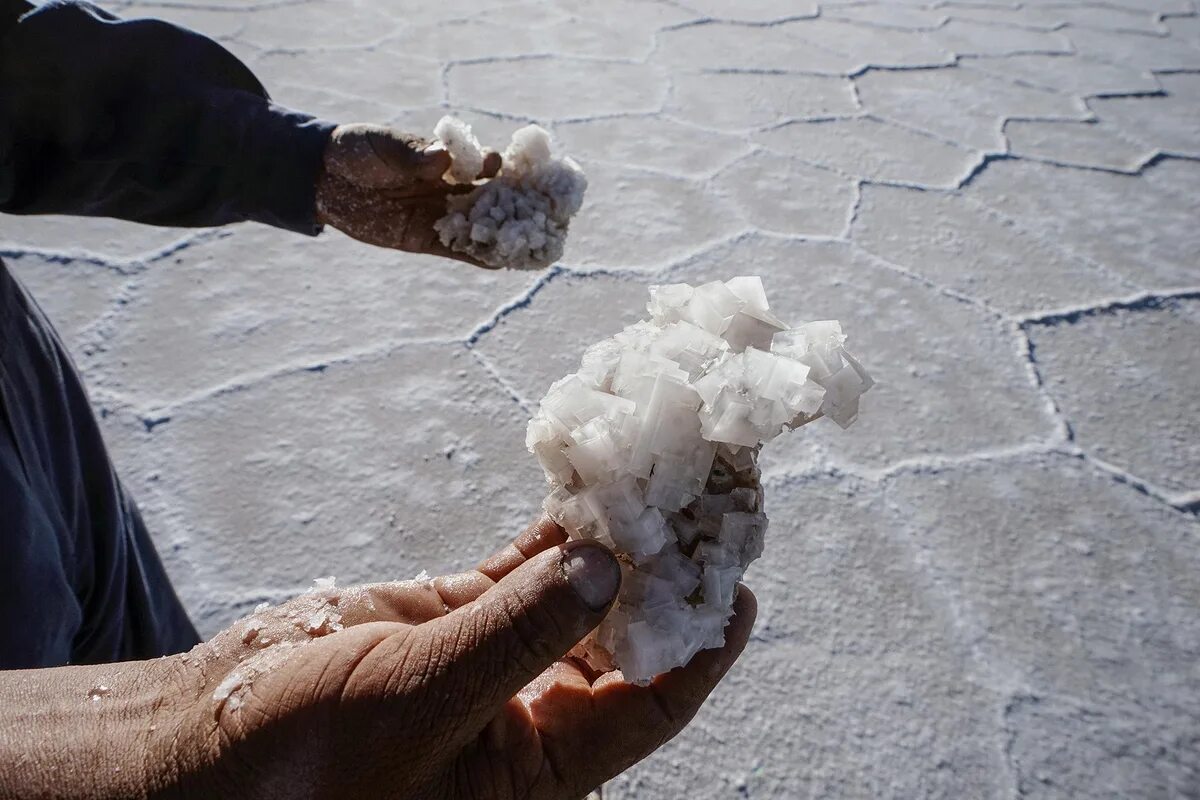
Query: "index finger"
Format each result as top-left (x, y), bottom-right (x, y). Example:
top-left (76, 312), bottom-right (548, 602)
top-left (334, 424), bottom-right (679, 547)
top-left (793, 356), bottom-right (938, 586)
top-left (427, 517), bottom-right (568, 610)
top-left (476, 516), bottom-right (569, 580)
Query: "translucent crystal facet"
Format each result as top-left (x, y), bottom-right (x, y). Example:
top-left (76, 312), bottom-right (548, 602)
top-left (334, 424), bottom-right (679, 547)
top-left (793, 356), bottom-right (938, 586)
top-left (527, 277), bottom-right (872, 683)
top-left (432, 116), bottom-right (587, 270)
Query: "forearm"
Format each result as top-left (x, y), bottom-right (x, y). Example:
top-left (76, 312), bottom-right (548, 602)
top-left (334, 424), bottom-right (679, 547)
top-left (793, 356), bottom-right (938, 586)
top-left (0, 659), bottom-right (184, 799)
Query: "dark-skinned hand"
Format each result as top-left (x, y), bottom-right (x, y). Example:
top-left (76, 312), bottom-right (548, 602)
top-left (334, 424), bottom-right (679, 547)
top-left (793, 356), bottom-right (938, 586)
top-left (314, 123), bottom-right (502, 268)
top-left (0, 518), bottom-right (756, 800)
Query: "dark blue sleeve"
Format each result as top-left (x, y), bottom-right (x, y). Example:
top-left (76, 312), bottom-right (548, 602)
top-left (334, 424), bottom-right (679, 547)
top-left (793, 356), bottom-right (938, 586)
top-left (1, 257), bottom-right (201, 667)
top-left (0, 0), bottom-right (336, 234)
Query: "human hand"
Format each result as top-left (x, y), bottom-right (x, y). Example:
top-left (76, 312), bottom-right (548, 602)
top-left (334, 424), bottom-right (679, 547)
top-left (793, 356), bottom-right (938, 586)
top-left (314, 123), bottom-right (501, 267)
top-left (150, 518), bottom-right (755, 799)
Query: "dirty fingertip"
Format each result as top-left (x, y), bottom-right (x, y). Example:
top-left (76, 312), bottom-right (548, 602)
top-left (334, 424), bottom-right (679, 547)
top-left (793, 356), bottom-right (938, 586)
top-left (480, 150), bottom-right (502, 179)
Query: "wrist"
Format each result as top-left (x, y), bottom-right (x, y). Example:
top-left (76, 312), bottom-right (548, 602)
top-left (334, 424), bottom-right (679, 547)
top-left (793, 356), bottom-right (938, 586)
top-left (0, 656), bottom-right (197, 799)
top-left (230, 98), bottom-right (335, 236)
top-left (313, 165), bottom-right (333, 229)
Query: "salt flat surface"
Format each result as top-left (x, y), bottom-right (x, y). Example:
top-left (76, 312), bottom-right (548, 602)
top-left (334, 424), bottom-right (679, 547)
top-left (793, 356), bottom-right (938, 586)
top-left (2, 0), bottom-right (1198, 796)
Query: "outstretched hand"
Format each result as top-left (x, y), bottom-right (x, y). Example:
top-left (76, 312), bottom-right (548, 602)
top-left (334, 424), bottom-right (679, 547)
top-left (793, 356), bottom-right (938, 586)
top-left (153, 518), bottom-right (755, 799)
top-left (314, 123), bottom-right (502, 267)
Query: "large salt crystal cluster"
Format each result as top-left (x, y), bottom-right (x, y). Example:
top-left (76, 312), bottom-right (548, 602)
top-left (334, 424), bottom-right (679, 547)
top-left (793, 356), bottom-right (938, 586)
top-left (526, 278), bottom-right (873, 684)
top-left (432, 116), bottom-right (587, 270)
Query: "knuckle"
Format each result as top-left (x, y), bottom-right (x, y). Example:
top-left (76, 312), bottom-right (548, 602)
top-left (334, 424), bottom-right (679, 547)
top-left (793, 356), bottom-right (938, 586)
top-left (494, 589), bottom-right (565, 675)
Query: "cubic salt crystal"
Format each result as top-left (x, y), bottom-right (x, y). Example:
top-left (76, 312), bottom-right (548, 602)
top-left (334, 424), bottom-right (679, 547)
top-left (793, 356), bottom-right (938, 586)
top-left (527, 277), bottom-right (872, 683)
top-left (721, 276), bottom-right (789, 353)
top-left (647, 284), bottom-right (694, 324)
top-left (433, 117), bottom-right (587, 270)
top-left (723, 309), bottom-right (787, 354)
top-left (724, 276), bottom-right (770, 314)
top-left (685, 281), bottom-right (743, 335)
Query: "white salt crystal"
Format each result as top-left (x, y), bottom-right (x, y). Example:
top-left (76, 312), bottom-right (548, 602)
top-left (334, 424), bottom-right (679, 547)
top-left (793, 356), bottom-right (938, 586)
top-left (210, 641), bottom-right (303, 711)
top-left (527, 278), bottom-right (871, 684)
top-left (433, 116), bottom-right (485, 184)
top-left (241, 620), bottom-right (263, 644)
top-left (212, 671), bottom-right (244, 704)
top-left (647, 283), bottom-right (693, 324)
top-left (310, 576), bottom-right (336, 592)
top-left (301, 605), bottom-right (344, 636)
top-left (433, 118), bottom-right (587, 270)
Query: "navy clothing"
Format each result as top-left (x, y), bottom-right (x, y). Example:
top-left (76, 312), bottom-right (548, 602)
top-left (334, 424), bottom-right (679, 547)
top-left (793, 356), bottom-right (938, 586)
top-left (1, 0), bottom-right (335, 233)
top-left (0, 259), bottom-right (199, 667)
top-left (0, 1), bottom-right (336, 666)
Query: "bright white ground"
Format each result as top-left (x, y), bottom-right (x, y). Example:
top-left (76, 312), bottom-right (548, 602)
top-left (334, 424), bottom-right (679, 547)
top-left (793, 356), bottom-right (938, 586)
top-left (2, 0), bottom-right (1198, 796)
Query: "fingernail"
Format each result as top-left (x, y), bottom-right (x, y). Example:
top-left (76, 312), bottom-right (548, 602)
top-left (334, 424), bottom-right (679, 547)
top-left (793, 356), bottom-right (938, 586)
top-left (423, 141), bottom-right (446, 154)
top-left (562, 544), bottom-right (620, 611)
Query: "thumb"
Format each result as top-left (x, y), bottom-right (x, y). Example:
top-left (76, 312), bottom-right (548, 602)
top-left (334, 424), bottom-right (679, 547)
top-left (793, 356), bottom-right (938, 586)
top-left (414, 541), bottom-right (621, 740)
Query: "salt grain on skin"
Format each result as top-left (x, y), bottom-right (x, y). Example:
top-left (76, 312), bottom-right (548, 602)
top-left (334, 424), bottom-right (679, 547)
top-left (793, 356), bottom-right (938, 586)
top-left (432, 116), bottom-right (587, 270)
top-left (212, 672), bottom-right (243, 705)
top-left (241, 620), bottom-right (262, 644)
top-left (527, 278), bottom-right (872, 684)
top-left (300, 601), bottom-right (344, 636)
top-left (211, 641), bottom-right (304, 711)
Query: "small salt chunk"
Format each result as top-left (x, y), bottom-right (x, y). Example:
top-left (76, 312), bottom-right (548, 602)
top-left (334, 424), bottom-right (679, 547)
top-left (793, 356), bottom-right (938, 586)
top-left (434, 116), bottom-right (485, 184)
top-left (212, 672), bottom-right (244, 704)
top-left (241, 620), bottom-right (263, 644)
top-left (434, 119), bottom-right (587, 270)
top-left (303, 608), bottom-right (344, 635)
top-left (309, 576), bottom-right (336, 592)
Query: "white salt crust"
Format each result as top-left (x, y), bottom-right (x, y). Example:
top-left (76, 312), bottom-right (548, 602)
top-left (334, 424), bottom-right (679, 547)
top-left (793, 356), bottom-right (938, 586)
top-left (432, 116), bottom-right (587, 270)
top-left (526, 278), bottom-right (872, 683)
